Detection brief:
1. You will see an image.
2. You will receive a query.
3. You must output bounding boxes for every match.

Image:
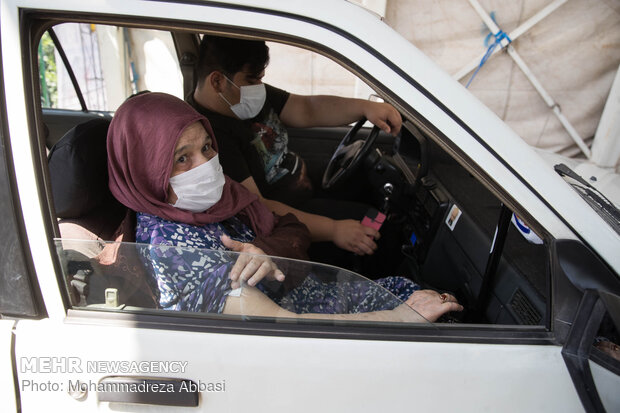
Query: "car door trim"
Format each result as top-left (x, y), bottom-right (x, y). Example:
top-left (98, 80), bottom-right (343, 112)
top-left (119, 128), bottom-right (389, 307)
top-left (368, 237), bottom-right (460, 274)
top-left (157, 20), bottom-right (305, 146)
top-left (0, 23), bottom-right (46, 319)
top-left (66, 308), bottom-right (556, 345)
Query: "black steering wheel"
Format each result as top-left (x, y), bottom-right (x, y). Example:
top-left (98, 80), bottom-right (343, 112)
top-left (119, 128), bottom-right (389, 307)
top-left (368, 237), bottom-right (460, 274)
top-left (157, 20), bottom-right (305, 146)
top-left (322, 118), bottom-right (380, 190)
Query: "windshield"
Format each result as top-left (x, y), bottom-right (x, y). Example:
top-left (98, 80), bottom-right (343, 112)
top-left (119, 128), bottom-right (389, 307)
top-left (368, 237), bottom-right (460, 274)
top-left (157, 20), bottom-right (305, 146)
top-left (55, 239), bottom-right (431, 326)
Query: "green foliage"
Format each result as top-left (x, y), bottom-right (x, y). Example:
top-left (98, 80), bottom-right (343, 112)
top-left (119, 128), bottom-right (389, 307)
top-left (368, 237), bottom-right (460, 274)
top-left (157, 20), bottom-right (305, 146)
top-left (38, 32), bottom-right (58, 107)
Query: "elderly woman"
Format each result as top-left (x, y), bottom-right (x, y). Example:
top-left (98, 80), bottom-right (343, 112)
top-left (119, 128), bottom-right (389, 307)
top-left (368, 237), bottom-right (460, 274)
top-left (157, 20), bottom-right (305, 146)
top-left (107, 92), bottom-right (462, 322)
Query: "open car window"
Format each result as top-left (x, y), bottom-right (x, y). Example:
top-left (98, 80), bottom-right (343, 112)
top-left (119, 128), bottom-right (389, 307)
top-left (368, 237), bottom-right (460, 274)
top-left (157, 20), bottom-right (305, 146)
top-left (55, 239), bottom-right (430, 325)
top-left (41, 22), bottom-right (550, 330)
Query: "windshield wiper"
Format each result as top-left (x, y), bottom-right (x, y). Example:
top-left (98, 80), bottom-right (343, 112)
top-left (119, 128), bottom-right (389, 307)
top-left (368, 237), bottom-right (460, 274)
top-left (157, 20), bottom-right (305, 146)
top-left (554, 163), bottom-right (620, 230)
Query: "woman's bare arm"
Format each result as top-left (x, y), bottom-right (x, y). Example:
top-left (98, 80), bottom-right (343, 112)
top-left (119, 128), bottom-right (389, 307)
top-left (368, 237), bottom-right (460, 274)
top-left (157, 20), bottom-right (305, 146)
top-left (223, 285), bottom-right (427, 323)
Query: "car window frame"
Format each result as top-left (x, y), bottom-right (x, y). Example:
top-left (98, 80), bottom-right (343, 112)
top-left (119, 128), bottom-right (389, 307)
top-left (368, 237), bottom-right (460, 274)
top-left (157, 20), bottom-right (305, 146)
top-left (42, 26), bottom-right (88, 112)
top-left (0, 30), bottom-right (46, 319)
top-left (21, 9), bottom-right (565, 344)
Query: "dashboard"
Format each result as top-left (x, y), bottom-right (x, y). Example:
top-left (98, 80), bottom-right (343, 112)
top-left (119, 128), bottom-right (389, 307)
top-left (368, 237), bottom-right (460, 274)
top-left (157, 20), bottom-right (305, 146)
top-left (363, 121), bottom-right (548, 325)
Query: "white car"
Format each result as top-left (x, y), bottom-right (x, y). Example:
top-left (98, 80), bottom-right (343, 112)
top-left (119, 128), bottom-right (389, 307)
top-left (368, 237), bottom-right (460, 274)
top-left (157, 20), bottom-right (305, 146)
top-left (1, 0), bottom-right (619, 412)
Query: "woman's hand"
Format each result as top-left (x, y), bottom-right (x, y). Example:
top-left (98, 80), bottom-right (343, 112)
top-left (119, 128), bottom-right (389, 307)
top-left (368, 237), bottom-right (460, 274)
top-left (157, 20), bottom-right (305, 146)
top-left (405, 290), bottom-right (463, 322)
top-left (221, 234), bottom-right (285, 288)
top-left (332, 219), bottom-right (380, 255)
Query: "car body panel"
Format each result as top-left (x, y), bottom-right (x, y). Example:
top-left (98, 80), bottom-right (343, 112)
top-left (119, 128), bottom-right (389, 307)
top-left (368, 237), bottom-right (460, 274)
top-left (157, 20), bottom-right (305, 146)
top-left (14, 319), bottom-right (583, 412)
top-left (590, 361), bottom-right (620, 412)
top-left (0, 320), bottom-right (19, 412)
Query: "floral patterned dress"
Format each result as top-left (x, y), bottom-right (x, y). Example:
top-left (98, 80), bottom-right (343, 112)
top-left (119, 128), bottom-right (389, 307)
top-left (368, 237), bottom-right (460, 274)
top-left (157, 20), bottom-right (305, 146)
top-left (136, 212), bottom-right (254, 313)
top-left (136, 212), bottom-right (419, 314)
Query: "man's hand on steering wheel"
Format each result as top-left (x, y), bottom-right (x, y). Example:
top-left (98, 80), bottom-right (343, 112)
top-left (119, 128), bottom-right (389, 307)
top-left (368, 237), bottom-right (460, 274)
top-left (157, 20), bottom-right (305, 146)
top-left (333, 219), bottom-right (380, 255)
top-left (322, 102), bottom-right (401, 190)
top-left (363, 101), bottom-right (402, 136)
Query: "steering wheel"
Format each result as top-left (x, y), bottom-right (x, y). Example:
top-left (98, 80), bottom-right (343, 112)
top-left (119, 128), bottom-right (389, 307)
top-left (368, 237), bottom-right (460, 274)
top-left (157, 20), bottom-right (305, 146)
top-left (322, 118), bottom-right (380, 190)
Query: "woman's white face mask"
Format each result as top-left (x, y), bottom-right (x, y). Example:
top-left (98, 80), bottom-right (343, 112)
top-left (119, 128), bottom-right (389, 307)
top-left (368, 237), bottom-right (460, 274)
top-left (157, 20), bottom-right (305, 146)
top-left (168, 154), bottom-right (225, 212)
top-left (219, 75), bottom-right (266, 120)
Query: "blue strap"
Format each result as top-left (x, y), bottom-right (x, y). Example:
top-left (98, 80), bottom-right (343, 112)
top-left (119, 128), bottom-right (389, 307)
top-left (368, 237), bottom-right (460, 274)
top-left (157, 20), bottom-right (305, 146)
top-left (466, 30), bottom-right (512, 88)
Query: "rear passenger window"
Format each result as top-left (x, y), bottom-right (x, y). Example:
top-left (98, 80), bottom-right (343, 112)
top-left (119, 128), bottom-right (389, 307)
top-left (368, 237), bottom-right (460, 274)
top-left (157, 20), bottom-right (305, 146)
top-left (38, 24), bottom-right (183, 112)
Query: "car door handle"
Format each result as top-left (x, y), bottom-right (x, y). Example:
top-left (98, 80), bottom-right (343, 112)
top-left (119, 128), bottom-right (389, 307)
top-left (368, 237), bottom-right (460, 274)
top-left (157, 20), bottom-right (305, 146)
top-left (97, 376), bottom-right (199, 406)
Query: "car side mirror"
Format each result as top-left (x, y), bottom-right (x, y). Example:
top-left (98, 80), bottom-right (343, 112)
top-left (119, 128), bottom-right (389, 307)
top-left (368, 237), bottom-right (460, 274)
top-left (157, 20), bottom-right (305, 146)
top-left (562, 289), bottom-right (620, 412)
top-left (551, 239), bottom-right (620, 345)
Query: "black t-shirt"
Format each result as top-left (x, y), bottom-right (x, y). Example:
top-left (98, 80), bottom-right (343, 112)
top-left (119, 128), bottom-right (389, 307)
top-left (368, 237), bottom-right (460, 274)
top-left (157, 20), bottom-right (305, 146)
top-left (188, 84), bottom-right (313, 207)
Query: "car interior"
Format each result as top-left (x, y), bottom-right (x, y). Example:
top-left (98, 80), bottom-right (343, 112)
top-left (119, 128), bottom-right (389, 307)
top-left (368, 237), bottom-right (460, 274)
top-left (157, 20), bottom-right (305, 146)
top-left (37, 22), bottom-right (550, 327)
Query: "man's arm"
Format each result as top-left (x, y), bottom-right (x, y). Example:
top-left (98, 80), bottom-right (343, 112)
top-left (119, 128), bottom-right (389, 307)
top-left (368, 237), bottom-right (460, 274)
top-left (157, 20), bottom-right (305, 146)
top-left (240, 176), bottom-right (379, 255)
top-left (279, 94), bottom-right (402, 135)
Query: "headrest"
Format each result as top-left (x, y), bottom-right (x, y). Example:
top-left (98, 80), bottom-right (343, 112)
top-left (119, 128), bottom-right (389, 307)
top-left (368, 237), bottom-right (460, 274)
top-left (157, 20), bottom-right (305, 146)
top-left (48, 118), bottom-right (112, 218)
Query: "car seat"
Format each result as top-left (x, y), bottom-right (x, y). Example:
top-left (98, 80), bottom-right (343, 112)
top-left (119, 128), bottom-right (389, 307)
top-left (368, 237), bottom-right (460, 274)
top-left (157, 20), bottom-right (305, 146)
top-left (47, 118), bottom-right (158, 308)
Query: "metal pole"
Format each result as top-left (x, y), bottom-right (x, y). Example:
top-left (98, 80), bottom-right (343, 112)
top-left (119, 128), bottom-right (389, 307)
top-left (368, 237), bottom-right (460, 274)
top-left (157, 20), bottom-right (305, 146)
top-left (464, 0), bottom-right (591, 159)
top-left (453, 0), bottom-right (567, 81)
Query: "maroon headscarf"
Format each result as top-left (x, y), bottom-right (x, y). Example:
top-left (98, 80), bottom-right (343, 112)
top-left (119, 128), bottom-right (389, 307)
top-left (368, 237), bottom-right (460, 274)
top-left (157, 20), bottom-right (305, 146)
top-left (107, 92), bottom-right (275, 236)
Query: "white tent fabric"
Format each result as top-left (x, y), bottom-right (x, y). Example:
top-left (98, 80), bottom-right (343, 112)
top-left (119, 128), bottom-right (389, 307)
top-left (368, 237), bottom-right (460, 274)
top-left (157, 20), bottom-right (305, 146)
top-left (384, 0), bottom-right (620, 170)
top-left (592, 66), bottom-right (620, 168)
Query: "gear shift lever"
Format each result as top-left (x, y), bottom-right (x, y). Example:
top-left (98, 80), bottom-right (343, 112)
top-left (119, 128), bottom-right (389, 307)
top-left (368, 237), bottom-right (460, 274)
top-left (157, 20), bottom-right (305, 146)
top-left (382, 182), bottom-right (393, 214)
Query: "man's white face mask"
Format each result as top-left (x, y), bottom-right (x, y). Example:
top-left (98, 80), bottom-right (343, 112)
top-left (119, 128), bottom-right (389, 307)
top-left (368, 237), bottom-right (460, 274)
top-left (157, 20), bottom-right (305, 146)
top-left (219, 75), bottom-right (266, 120)
top-left (168, 154), bottom-right (225, 213)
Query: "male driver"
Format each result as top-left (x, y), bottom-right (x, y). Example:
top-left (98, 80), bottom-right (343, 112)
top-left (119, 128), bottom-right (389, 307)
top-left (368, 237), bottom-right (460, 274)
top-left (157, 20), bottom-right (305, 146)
top-left (188, 35), bottom-right (402, 262)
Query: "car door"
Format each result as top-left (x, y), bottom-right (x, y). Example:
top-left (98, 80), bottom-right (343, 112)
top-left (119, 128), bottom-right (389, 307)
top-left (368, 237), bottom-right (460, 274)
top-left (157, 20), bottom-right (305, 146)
top-left (2, 0), bottom-right (615, 411)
